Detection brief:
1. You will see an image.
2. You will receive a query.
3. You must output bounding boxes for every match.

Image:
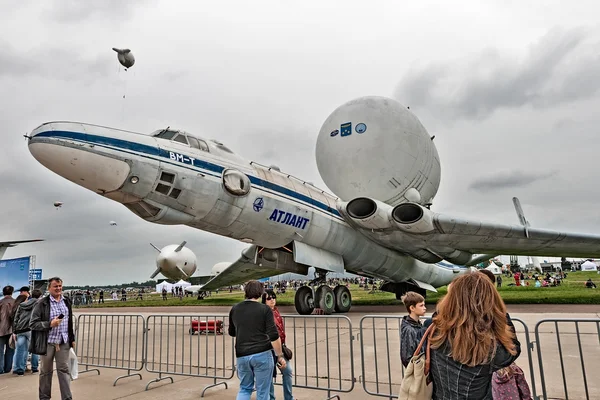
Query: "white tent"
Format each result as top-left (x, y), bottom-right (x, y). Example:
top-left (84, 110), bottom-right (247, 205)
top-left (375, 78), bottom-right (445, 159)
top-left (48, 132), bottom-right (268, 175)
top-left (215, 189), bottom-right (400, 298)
top-left (155, 279), bottom-right (191, 293)
top-left (580, 260), bottom-right (598, 271)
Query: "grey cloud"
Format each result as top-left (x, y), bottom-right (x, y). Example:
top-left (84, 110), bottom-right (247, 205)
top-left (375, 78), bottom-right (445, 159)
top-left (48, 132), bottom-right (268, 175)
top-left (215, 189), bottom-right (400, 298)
top-left (469, 170), bottom-right (558, 192)
top-left (394, 27), bottom-right (600, 120)
top-left (48, 0), bottom-right (153, 23)
top-left (0, 42), bottom-right (112, 82)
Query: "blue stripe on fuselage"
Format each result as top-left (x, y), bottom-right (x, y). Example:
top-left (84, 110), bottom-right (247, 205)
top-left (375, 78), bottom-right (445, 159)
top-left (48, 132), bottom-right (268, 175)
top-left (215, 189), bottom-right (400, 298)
top-left (436, 261), bottom-right (468, 270)
top-left (32, 130), bottom-right (342, 218)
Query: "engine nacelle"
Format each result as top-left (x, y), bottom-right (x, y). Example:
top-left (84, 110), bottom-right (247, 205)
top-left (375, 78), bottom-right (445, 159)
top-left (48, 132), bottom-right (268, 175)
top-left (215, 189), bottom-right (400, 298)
top-left (151, 242), bottom-right (197, 281)
top-left (316, 96), bottom-right (441, 206)
top-left (344, 197), bottom-right (393, 230)
top-left (391, 202), bottom-right (435, 233)
top-left (392, 203), bottom-right (473, 264)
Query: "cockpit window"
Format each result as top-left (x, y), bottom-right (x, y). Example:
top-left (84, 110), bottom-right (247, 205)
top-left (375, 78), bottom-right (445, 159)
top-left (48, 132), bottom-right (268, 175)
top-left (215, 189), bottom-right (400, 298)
top-left (188, 136), bottom-right (209, 152)
top-left (154, 130), bottom-right (177, 140)
top-left (152, 129), bottom-right (224, 153)
top-left (172, 134), bottom-right (188, 145)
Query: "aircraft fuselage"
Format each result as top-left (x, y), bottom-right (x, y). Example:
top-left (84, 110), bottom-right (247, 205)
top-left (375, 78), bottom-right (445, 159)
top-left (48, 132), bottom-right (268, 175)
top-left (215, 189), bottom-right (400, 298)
top-left (28, 121), bottom-right (462, 290)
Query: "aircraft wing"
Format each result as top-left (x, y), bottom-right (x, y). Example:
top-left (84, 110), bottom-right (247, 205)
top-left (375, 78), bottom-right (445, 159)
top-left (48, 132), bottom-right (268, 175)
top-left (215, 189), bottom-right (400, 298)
top-left (200, 245), bottom-right (285, 291)
top-left (0, 239), bottom-right (44, 247)
top-left (0, 239), bottom-right (44, 259)
top-left (188, 275), bottom-right (214, 285)
top-left (339, 200), bottom-right (600, 264)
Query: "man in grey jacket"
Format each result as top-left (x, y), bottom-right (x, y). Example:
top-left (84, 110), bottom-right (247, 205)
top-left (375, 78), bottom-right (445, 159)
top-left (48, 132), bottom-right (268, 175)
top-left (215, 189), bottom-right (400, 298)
top-left (30, 277), bottom-right (75, 400)
top-left (0, 285), bottom-right (15, 374)
top-left (12, 289), bottom-right (42, 375)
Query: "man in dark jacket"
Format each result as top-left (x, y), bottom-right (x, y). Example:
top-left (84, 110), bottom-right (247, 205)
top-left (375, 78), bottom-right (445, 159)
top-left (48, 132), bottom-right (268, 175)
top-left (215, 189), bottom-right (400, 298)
top-left (229, 280), bottom-right (286, 400)
top-left (30, 277), bottom-right (75, 400)
top-left (12, 289), bottom-right (42, 374)
top-left (0, 285), bottom-right (15, 374)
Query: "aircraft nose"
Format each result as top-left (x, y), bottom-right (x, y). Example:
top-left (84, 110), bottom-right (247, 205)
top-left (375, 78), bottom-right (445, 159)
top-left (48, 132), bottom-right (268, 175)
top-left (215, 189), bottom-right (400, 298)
top-left (28, 122), bottom-right (131, 194)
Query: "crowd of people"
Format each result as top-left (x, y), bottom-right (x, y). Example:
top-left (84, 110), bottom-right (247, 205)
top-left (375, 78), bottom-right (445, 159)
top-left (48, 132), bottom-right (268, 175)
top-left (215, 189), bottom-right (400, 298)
top-left (227, 271), bottom-right (534, 400)
top-left (0, 277), bottom-right (75, 399)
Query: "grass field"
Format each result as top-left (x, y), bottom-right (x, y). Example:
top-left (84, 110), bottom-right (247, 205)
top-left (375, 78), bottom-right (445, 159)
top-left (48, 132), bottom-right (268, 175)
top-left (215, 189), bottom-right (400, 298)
top-left (75, 271), bottom-right (600, 308)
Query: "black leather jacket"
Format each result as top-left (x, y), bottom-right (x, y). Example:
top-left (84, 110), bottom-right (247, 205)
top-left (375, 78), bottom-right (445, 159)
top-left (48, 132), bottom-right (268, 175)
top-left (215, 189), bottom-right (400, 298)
top-left (429, 314), bottom-right (521, 400)
top-left (29, 296), bottom-right (75, 355)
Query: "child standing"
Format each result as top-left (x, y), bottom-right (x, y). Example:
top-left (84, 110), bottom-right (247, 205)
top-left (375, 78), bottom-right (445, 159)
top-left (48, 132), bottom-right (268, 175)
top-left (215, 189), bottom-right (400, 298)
top-left (400, 291), bottom-right (427, 367)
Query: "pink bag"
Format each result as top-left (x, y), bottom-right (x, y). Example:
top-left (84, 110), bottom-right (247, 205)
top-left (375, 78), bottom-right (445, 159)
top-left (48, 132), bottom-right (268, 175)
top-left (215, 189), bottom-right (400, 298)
top-left (492, 363), bottom-right (532, 400)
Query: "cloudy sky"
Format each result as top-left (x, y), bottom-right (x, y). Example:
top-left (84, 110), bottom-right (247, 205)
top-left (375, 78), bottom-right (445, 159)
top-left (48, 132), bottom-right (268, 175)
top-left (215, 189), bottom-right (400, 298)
top-left (2, 0), bottom-right (600, 286)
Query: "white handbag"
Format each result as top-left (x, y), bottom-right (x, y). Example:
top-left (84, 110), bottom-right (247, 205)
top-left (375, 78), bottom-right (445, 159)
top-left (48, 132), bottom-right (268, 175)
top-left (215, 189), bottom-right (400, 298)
top-left (398, 324), bottom-right (434, 400)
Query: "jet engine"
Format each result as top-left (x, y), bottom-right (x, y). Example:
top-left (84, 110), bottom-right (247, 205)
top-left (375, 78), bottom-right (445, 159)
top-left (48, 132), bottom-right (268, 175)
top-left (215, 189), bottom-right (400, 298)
top-left (316, 96), bottom-right (441, 206)
top-left (150, 241), bottom-right (197, 281)
top-left (345, 197), bottom-right (393, 230)
top-left (391, 202), bottom-right (435, 233)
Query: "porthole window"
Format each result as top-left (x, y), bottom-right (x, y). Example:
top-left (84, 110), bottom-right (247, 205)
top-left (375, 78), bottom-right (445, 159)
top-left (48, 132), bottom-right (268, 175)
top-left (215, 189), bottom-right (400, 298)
top-left (160, 172), bottom-right (175, 184)
top-left (222, 169), bottom-right (251, 196)
top-left (169, 188), bottom-right (182, 199)
top-left (155, 183), bottom-right (170, 195)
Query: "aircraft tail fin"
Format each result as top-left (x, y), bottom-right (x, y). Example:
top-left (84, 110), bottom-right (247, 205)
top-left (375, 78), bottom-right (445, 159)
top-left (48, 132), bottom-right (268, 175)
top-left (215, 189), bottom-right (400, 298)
top-left (174, 241), bottom-right (187, 252)
top-left (150, 267), bottom-right (161, 279)
top-left (150, 243), bottom-right (161, 252)
top-left (512, 197), bottom-right (530, 237)
top-left (175, 266), bottom-right (188, 278)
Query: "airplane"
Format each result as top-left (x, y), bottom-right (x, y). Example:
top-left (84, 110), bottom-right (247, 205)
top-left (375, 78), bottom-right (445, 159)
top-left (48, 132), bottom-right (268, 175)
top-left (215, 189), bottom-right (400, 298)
top-left (150, 241), bottom-right (197, 281)
top-left (26, 96), bottom-right (600, 315)
top-left (0, 240), bottom-right (44, 260)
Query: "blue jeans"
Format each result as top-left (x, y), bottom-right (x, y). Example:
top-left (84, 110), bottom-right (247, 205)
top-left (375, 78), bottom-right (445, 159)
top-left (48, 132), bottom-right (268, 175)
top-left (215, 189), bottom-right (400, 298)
top-left (270, 356), bottom-right (293, 400)
top-left (236, 350), bottom-right (274, 400)
top-left (0, 334), bottom-right (15, 374)
top-left (13, 332), bottom-right (39, 373)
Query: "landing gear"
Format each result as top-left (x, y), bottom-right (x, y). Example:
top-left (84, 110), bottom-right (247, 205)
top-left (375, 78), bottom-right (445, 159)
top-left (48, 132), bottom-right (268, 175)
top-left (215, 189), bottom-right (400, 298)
top-left (294, 286), bottom-right (314, 315)
top-left (293, 269), bottom-right (353, 315)
top-left (333, 285), bottom-right (351, 313)
top-left (315, 285), bottom-right (335, 314)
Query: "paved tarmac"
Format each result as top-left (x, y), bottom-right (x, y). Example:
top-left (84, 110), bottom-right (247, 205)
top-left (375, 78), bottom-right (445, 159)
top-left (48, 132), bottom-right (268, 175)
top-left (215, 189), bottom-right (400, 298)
top-left (1, 304), bottom-right (598, 399)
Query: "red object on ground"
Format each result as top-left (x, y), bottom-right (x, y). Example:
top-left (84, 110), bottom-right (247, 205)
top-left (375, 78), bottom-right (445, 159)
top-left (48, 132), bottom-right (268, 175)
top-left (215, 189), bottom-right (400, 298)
top-left (189, 319), bottom-right (224, 335)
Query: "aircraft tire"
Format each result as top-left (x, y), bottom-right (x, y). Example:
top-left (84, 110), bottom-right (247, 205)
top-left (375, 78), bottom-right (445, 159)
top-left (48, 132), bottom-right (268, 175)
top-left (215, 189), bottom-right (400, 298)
top-left (333, 285), bottom-right (352, 313)
top-left (316, 285), bottom-right (335, 315)
top-left (295, 286), bottom-right (315, 315)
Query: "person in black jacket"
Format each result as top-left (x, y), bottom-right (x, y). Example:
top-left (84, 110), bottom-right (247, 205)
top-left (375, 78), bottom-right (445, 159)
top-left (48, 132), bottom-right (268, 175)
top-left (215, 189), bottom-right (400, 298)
top-left (428, 272), bottom-right (520, 400)
top-left (400, 291), bottom-right (426, 367)
top-left (229, 280), bottom-right (286, 400)
top-left (30, 277), bottom-right (75, 400)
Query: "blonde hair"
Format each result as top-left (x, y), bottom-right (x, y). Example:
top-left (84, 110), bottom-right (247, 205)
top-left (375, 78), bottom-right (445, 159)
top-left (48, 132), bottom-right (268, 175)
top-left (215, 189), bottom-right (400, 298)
top-left (401, 291), bottom-right (424, 313)
top-left (430, 272), bottom-right (517, 366)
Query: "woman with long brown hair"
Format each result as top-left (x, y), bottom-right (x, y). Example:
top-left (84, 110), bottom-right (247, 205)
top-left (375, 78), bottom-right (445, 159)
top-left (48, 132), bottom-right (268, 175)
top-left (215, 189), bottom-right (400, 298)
top-left (428, 272), bottom-right (521, 399)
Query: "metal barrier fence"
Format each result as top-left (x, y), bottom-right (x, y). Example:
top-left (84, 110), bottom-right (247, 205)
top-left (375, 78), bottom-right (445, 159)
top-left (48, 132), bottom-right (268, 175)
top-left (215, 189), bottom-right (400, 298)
top-left (357, 316), bottom-right (539, 400)
top-left (534, 318), bottom-right (600, 400)
top-left (510, 317), bottom-right (538, 399)
top-left (279, 315), bottom-right (355, 400)
top-left (144, 314), bottom-right (235, 396)
top-left (358, 315), bottom-right (403, 399)
top-left (76, 314), bottom-right (146, 385)
top-left (73, 312), bottom-right (599, 400)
